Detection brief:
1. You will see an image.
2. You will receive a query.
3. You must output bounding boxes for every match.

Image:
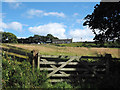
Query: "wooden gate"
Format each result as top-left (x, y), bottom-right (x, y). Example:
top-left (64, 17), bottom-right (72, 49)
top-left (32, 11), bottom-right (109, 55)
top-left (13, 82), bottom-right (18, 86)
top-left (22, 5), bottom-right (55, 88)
top-left (37, 54), bottom-right (111, 83)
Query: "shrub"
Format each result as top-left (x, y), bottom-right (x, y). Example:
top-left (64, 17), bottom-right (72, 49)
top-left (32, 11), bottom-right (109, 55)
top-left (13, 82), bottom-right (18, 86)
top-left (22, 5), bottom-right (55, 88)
top-left (52, 82), bottom-right (73, 89)
top-left (2, 56), bottom-right (48, 88)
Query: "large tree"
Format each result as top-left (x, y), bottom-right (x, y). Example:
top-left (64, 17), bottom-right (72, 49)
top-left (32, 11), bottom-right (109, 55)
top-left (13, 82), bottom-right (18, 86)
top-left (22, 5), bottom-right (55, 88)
top-left (83, 2), bottom-right (120, 44)
top-left (46, 34), bottom-right (58, 40)
top-left (1, 32), bottom-right (18, 43)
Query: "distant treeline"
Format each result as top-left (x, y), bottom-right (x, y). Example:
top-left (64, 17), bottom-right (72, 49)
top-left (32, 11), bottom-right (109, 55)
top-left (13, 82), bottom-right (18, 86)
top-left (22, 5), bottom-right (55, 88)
top-left (18, 34), bottom-right (58, 44)
top-left (0, 32), bottom-right (120, 48)
top-left (0, 32), bottom-right (58, 43)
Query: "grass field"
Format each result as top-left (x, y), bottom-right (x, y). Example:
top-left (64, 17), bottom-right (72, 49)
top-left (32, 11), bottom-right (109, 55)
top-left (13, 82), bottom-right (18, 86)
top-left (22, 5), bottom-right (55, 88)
top-left (2, 43), bottom-right (120, 58)
top-left (53, 42), bottom-right (120, 48)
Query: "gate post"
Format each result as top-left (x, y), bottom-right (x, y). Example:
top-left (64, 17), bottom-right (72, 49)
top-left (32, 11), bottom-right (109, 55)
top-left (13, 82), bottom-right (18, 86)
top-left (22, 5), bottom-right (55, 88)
top-left (37, 54), bottom-right (40, 69)
top-left (105, 54), bottom-right (112, 75)
top-left (31, 50), bottom-right (38, 72)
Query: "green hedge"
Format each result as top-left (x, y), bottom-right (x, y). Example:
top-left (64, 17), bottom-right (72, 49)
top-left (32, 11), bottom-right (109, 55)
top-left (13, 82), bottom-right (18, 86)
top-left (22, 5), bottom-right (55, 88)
top-left (2, 56), bottom-right (48, 88)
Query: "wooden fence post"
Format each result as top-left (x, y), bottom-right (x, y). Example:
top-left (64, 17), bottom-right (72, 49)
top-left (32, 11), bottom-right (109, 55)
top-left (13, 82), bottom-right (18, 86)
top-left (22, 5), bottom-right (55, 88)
top-left (31, 50), bottom-right (38, 72)
top-left (105, 54), bottom-right (112, 75)
top-left (31, 50), bottom-right (34, 72)
top-left (37, 54), bottom-right (40, 69)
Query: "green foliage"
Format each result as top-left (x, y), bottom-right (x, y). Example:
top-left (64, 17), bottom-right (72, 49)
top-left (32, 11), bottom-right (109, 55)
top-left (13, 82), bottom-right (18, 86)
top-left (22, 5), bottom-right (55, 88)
top-left (2, 56), bottom-right (48, 88)
top-left (39, 81), bottom-right (73, 89)
top-left (98, 71), bottom-right (120, 88)
top-left (2, 32), bottom-right (18, 43)
top-left (46, 34), bottom-right (58, 40)
top-left (18, 34), bottom-right (58, 44)
top-left (40, 82), bottom-right (53, 88)
top-left (83, 2), bottom-right (120, 44)
top-left (52, 82), bottom-right (73, 89)
top-left (75, 84), bottom-right (93, 89)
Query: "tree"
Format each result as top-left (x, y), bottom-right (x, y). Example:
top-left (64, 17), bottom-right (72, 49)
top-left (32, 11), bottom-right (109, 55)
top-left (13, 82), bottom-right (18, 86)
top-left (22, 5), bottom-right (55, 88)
top-left (2, 32), bottom-right (18, 43)
top-left (17, 34), bottom-right (59, 44)
top-left (83, 2), bottom-right (120, 44)
top-left (46, 34), bottom-right (58, 40)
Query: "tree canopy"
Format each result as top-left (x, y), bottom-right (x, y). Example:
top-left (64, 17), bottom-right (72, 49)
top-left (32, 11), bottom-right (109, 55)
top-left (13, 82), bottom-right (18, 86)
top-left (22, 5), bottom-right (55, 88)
top-left (83, 2), bottom-right (120, 44)
top-left (1, 32), bottom-right (18, 43)
top-left (46, 34), bottom-right (58, 40)
top-left (18, 34), bottom-right (58, 44)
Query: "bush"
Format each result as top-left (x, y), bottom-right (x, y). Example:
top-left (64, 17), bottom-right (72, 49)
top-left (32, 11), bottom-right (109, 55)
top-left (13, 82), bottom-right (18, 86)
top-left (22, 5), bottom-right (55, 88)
top-left (2, 56), bottom-right (48, 88)
top-left (97, 72), bottom-right (120, 88)
top-left (52, 82), bottom-right (73, 89)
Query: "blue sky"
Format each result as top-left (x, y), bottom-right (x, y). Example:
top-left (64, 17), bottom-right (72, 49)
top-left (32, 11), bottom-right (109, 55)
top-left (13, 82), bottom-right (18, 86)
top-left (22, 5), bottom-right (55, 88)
top-left (1, 2), bottom-right (100, 42)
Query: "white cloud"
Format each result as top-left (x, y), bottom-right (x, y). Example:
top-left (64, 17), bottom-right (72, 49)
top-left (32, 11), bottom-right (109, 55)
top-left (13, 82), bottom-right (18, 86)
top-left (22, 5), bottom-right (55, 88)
top-left (0, 13), bottom-right (3, 21)
top-left (26, 9), bottom-right (43, 18)
top-left (69, 26), bottom-right (95, 42)
top-left (17, 37), bottom-right (27, 39)
top-left (0, 28), bottom-right (4, 32)
top-left (25, 9), bottom-right (66, 18)
top-left (44, 12), bottom-right (65, 17)
top-left (0, 22), bottom-right (8, 32)
top-left (9, 2), bottom-right (22, 9)
top-left (0, 21), bottom-right (23, 32)
top-left (3, 0), bottom-right (22, 9)
top-left (3, 0), bottom-right (17, 2)
top-left (0, 22), bottom-right (8, 29)
top-left (23, 24), bottom-right (29, 27)
top-left (29, 23), bottom-right (66, 39)
top-left (8, 22), bottom-right (22, 31)
top-left (27, 9), bottom-right (43, 16)
top-left (73, 13), bottom-right (79, 16)
top-left (76, 19), bottom-right (84, 24)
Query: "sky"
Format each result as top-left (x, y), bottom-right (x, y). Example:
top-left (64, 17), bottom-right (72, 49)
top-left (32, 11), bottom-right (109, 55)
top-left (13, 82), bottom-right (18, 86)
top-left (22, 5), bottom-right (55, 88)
top-left (1, 2), bottom-right (100, 42)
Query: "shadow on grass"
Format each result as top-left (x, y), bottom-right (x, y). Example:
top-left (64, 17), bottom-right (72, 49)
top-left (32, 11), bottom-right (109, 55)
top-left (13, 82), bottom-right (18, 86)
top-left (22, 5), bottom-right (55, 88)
top-left (69, 55), bottom-right (120, 88)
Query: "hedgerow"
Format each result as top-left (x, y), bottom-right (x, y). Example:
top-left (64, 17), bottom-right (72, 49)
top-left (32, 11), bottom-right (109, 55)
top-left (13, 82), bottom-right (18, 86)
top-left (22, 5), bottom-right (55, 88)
top-left (2, 56), bottom-right (48, 88)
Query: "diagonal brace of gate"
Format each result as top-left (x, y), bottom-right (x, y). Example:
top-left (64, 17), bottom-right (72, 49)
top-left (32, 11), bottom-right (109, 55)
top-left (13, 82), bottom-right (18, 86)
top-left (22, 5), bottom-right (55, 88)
top-left (47, 57), bottom-right (75, 78)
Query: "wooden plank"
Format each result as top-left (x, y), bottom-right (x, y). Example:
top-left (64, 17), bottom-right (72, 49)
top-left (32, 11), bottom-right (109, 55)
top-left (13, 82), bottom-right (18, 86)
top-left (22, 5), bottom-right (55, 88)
top-left (59, 71), bottom-right (68, 77)
top-left (81, 56), bottom-right (104, 59)
top-left (96, 68), bottom-right (106, 71)
top-left (40, 68), bottom-right (88, 71)
top-left (40, 61), bottom-right (78, 65)
top-left (79, 61), bottom-right (96, 74)
top-left (78, 74), bottom-right (105, 77)
top-left (40, 55), bottom-right (59, 58)
top-left (79, 62), bottom-right (106, 66)
top-left (51, 74), bottom-right (105, 77)
top-left (49, 79), bottom-right (70, 83)
top-left (51, 74), bottom-right (70, 77)
top-left (59, 71), bottom-right (67, 75)
top-left (47, 57), bottom-right (75, 78)
top-left (37, 56), bottom-right (40, 69)
top-left (50, 65), bottom-right (57, 69)
top-left (69, 56), bottom-right (81, 58)
top-left (41, 59), bottom-right (48, 63)
top-left (112, 58), bottom-right (120, 60)
top-left (40, 68), bottom-right (77, 71)
top-left (40, 55), bottom-right (81, 59)
top-left (40, 61), bottom-right (106, 66)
